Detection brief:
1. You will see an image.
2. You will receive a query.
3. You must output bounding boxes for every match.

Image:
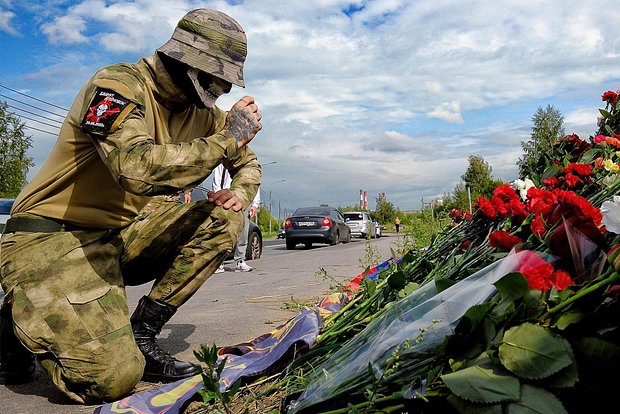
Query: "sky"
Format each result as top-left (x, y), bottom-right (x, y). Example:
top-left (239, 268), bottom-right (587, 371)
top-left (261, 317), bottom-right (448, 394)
top-left (2, 0), bottom-right (620, 214)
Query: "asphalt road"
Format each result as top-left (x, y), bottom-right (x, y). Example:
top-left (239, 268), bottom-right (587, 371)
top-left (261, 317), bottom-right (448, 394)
top-left (0, 234), bottom-right (403, 414)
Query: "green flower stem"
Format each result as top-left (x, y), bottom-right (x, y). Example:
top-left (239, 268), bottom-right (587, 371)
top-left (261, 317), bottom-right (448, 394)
top-left (318, 282), bottom-right (389, 344)
top-left (315, 392), bottom-right (405, 414)
top-left (542, 271), bottom-right (620, 318)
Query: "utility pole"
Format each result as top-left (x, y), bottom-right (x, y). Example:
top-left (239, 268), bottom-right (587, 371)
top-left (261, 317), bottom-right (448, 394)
top-left (269, 190), bottom-right (272, 233)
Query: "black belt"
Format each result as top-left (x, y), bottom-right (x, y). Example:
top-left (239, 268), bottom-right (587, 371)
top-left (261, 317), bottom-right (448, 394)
top-left (3, 216), bottom-right (83, 234)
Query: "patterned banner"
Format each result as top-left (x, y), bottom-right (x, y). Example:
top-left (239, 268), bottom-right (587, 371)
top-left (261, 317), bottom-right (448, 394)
top-left (95, 259), bottom-right (396, 414)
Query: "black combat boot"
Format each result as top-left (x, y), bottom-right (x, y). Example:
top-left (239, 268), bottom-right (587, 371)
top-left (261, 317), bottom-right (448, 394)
top-left (0, 301), bottom-right (36, 384)
top-left (130, 296), bottom-right (201, 382)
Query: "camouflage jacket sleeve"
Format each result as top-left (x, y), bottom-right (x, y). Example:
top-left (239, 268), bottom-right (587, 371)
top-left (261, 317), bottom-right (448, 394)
top-left (80, 65), bottom-right (262, 209)
top-left (97, 110), bottom-right (261, 209)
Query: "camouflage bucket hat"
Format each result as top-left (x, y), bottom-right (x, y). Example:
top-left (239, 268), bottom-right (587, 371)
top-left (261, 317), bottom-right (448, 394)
top-left (158, 9), bottom-right (247, 87)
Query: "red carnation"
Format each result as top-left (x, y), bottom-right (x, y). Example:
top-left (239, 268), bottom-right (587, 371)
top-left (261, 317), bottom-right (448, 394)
top-left (563, 172), bottom-right (581, 188)
top-left (602, 90), bottom-right (619, 104)
top-left (550, 270), bottom-right (574, 290)
top-left (489, 230), bottom-right (522, 251)
top-left (531, 214), bottom-right (546, 238)
top-left (508, 199), bottom-right (527, 217)
top-left (493, 184), bottom-right (520, 203)
top-left (518, 251), bottom-right (555, 290)
top-left (543, 176), bottom-right (560, 189)
top-left (564, 163), bottom-right (593, 177)
top-left (526, 188), bottom-right (557, 217)
top-left (491, 196), bottom-right (509, 218)
top-left (477, 197), bottom-right (497, 219)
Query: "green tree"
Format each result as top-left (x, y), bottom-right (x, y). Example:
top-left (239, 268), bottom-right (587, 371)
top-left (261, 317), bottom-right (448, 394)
top-left (0, 101), bottom-right (33, 197)
top-left (444, 155), bottom-right (503, 212)
top-left (462, 154), bottom-right (502, 199)
top-left (447, 183), bottom-right (471, 212)
top-left (518, 105), bottom-right (564, 180)
top-left (373, 194), bottom-right (397, 224)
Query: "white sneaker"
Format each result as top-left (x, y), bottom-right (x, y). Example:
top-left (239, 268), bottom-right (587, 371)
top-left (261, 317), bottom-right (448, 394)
top-left (235, 260), bottom-right (253, 272)
top-left (214, 265), bottom-right (225, 274)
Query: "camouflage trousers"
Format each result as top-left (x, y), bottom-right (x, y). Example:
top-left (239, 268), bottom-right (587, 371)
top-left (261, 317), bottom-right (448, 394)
top-left (0, 199), bottom-right (243, 403)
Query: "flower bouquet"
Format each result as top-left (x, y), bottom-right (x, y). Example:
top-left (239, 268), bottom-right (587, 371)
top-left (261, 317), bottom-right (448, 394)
top-left (254, 89), bottom-right (620, 414)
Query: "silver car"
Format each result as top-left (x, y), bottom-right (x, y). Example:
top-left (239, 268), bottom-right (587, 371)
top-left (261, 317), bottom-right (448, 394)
top-left (343, 211), bottom-right (377, 239)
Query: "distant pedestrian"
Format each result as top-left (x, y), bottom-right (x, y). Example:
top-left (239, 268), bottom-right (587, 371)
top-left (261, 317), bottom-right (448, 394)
top-left (212, 164), bottom-right (260, 273)
top-left (394, 217), bottom-right (401, 233)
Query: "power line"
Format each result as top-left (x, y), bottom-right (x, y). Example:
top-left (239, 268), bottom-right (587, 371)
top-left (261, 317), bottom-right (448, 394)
top-left (0, 93), bottom-right (67, 118)
top-left (7, 111), bottom-right (62, 130)
top-left (23, 124), bottom-right (58, 136)
top-left (8, 106), bottom-right (64, 125)
top-left (0, 83), bottom-right (69, 112)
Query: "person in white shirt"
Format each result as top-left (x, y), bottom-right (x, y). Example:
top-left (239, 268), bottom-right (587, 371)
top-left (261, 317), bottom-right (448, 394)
top-left (212, 164), bottom-right (260, 272)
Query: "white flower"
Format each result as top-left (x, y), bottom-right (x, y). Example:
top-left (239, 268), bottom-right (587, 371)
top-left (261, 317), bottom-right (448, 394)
top-left (512, 178), bottom-right (536, 201)
top-left (601, 195), bottom-right (620, 234)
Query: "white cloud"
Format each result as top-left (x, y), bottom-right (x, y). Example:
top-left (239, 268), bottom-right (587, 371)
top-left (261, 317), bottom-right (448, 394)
top-left (6, 0), bottom-right (620, 210)
top-left (427, 102), bottom-right (464, 124)
top-left (41, 15), bottom-right (88, 44)
top-left (0, 9), bottom-right (17, 35)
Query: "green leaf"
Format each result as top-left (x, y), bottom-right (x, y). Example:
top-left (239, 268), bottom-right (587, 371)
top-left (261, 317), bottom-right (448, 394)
top-left (606, 124), bottom-right (615, 135)
top-left (599, 108), bottom-right (612, 118)
top-left (216, 356), bottom-right (228, 376)
top-left (447, 394), bottom-right (503, 414)
top-left (541, 164), bottom-right (561, 181)
top-left (387, 270), bottom-right (406, 290)
top-left (493, 273), bottom-right (528, 317)
top-left (361, 277), bottom-right (377, 295)
top-left (435, 277), bottom-right (456, 292)
top-left (456, 302), bottom-right (493, 335)
top-left (494, 272), bottom-right (529, 302)
top-left (441, 364), bottom-right (520, 403)
top-left (574, 337), bottom-right (620, 367)
top-left (578, 148), bottom-right (599, 164)
top-left (543, 358), bottom-right (578, 389)
top-left (552, 310), bottom-right (585, 330)
top-left (505, 384), bottom-right (568, 414)
top-left (398, 281), bottom-right (419, 298)
top-left (499, 323), bottom-right (572, 380)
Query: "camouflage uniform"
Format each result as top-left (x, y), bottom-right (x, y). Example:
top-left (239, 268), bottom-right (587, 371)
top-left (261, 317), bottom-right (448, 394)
top-left (0, 9), bottom-right (260, 403)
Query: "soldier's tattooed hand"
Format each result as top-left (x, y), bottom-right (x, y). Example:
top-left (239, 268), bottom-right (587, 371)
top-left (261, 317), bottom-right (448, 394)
top-left (207, 189), bottom-right (243, 212)
top-left (225, 96), bottom-right (262, 148)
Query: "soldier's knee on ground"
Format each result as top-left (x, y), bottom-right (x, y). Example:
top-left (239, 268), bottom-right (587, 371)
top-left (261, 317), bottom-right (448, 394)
top-left (40, 332), bottom-right (145, 404)
top-left (85, 348), bottom-right (145, 403)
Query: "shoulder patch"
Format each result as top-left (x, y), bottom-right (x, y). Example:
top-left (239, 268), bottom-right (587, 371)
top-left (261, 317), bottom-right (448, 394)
top-left (81, 88), bottom-right (136, 135)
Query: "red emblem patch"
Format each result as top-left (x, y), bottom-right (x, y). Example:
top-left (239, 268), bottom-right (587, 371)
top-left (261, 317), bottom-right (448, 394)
top-left (81, 88), bottom-right (134, 134)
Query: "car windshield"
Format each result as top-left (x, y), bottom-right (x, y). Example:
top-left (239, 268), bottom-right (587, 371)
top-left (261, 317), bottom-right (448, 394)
top-left (344, 213), bottom-right (363, 221)
top-left (293, 207), bottom-right (331, 216)
top-left (0, 199), bottom-right (14, 215)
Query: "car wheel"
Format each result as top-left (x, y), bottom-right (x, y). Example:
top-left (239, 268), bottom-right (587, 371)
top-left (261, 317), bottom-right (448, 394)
top-left (304, 241), bottom-right (312, 249)
top-left (345, 231), bottom-right (351, 243)
top-left (246, 230), bottom-right (262, 260)
top-left (331, 230), bottom-right (340, 246)
top-left (286, 240), bottom-right (296, 250)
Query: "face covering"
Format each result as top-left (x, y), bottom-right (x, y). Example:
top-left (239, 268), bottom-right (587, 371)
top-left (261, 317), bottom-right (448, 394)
top-left (186, 68), bottom-right (232, 108)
